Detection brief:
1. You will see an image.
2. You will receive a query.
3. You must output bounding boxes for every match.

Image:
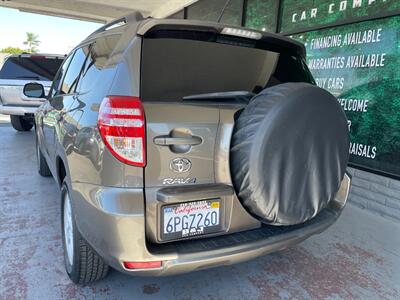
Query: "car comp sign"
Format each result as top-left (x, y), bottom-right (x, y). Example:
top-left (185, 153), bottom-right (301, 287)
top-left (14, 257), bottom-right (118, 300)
top-left (278, 0), bottom-right (400, 178)
top-left (281, 0), bottom-right (400, 33)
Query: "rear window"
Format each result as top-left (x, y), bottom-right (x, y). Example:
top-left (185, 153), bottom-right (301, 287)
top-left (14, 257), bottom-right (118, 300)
top-left (140, 35), bottom-right (314, 101)
top-left (0, 56), bottom-right (63, 81)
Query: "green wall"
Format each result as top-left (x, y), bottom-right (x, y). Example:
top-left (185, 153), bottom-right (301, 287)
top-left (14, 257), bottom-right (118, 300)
top-left (245, 0), bottom-right (279, 32)
top-left (293, 16), bottom-right (400, 176)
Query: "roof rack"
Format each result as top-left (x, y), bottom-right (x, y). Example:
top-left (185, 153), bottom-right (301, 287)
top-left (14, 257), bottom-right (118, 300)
top-left (90, 11), bottom-right (145, 36)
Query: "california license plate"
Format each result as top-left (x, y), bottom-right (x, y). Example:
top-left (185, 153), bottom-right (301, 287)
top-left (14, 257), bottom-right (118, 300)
top-left (161, 200), bottom-right (221, 241)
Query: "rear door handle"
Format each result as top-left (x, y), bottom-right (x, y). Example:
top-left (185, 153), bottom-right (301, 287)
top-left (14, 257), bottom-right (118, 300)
top-left (154, 136), bottom-right (202, 146)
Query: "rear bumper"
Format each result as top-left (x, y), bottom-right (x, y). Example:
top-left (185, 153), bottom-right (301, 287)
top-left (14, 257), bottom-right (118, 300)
top-left (71, 174), bottom-right (351, 277)
top-left (0, 103), bottom-right (38, 116)
top-left (145, 207), bottom-right (342, 276)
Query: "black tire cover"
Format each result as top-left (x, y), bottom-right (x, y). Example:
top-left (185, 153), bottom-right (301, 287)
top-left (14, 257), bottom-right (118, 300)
top-left (230, 83), bottom-right (349, 225)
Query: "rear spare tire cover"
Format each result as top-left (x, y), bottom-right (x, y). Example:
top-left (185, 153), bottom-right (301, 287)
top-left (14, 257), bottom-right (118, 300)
top-left (230, 83), bottom-right (349, 225)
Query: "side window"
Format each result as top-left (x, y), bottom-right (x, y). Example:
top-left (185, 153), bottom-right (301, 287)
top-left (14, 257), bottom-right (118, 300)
top-left (77, 35), bottom-right (120, 94)
top-left (59, 47), bottom-right (88, 95)
top-left (49, 53), bottom-right (73, 98)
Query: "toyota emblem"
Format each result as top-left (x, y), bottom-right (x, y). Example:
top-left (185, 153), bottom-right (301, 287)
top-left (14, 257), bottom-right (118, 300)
top-left (170, 158), bottom-right (192, 173)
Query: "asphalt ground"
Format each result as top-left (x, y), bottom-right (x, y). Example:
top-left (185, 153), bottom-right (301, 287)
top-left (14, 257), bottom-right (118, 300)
top-left (1, 119), bottom-right (399, 300)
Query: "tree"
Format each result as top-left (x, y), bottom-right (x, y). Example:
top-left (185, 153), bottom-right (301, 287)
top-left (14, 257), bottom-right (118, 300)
top-left (23, 32), bottom-right (40, 53)
top-left (0, 47), bottom-right (24, 55)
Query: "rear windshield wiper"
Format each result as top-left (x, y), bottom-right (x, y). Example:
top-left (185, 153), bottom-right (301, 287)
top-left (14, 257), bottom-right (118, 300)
top-left (183, 91), bottom-right (255, 102)
top-left (15, 76), bottom-right (41, 80)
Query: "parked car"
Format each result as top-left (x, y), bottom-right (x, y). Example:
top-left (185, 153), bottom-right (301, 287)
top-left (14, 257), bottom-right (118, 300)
top-left (0, 53), bottom-right (64, 131)
top-left (24, 13), bottom-right (351, 284)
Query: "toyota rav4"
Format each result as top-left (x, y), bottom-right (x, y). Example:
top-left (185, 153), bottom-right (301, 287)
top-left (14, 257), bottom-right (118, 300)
top-left (24, 13), bottom-right (351, 284)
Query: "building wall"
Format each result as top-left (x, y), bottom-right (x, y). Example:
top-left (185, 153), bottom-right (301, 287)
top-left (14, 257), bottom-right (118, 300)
top-left (348, 167), bottom-right (400, 221)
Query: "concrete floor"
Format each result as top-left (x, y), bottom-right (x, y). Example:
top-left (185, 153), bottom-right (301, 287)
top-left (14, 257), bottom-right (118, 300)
top-left (0, 122), bottom-right (400, 300)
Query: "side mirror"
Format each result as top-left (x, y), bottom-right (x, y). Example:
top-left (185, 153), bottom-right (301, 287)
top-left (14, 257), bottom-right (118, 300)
top-left (23, 82), bottom-right (45, 98)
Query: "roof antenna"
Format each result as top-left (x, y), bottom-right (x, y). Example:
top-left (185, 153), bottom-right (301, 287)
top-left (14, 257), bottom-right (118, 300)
top-left (217, 0), bottom-right (231, 23)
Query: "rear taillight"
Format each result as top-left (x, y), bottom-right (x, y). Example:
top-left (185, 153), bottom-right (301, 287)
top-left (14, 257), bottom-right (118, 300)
top-left (98, 96), bottom-right (146, 167)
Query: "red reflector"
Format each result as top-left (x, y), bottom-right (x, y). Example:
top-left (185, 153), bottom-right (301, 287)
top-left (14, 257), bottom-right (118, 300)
top-left (123, 261), bottom-right (162, 269)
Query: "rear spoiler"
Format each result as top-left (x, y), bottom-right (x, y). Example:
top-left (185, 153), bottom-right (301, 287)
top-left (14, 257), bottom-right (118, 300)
top-left (137, 19), bottom-right (306, 58)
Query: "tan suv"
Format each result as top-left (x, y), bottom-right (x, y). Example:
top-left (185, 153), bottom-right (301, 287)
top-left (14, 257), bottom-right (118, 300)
top-left (0, 54), bottom-right (64, 131)
top-left (23, 13), bottom-right (351, 284)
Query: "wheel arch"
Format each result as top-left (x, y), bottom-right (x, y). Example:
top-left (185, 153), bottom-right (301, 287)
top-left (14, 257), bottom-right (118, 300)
top-left (56, 155), bottom-right (69, 188)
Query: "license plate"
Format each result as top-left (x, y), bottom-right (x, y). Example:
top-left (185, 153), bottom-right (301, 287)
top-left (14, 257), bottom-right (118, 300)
top-left (161, 200), bottom-right (221, 241)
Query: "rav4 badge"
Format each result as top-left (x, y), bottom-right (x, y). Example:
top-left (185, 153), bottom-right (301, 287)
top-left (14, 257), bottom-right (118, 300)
top-left (163, 177), bottom-right (197, 185)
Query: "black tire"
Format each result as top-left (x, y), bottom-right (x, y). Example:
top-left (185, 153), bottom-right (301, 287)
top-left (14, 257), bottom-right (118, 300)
top-left (230, 83), bottom-right (349, 225)
top-left (61, 183), bottom-right (109, 284)
top-left (10, 115), bottom-right (34, 131)
top-left (36, 136), bottom-right (52, 177)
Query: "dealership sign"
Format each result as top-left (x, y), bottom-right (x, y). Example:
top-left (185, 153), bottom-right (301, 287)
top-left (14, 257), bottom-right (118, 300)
top-left (281, 0), bottom-right (400, 33)
top-left (293, 16), bottom-right (400, 177)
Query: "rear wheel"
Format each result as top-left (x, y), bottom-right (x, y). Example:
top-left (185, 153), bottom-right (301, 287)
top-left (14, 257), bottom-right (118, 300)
top-left (10, 115), bottom-right (34, 131)
top-left (61, 182), bottom-right (109, 284)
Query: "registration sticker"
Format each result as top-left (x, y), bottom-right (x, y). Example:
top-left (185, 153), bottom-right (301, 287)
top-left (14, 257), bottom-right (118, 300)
top-left (211, 201), bottom-right (219, 209)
